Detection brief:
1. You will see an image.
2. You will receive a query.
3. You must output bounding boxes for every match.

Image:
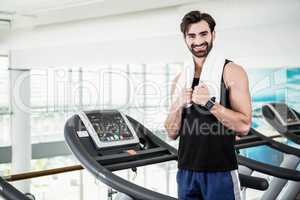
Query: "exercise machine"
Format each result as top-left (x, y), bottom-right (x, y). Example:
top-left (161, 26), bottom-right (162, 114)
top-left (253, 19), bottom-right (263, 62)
top-left (262, 102), bottom-right (300, 144)
top-left (64, 110), bottom-right (274, 200)
top-left (261, 102), bottom-right (300, 199)
top-left (0, 176), bottom-right (33, 200)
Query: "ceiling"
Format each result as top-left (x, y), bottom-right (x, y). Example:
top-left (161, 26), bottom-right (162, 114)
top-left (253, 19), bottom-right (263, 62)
top-left (1, 0), bottom-right (299, 28)
top-left (0, 0), bottom-right (199, 24)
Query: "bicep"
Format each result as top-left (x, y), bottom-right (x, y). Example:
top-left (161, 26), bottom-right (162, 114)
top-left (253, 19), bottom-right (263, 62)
top-left (228, 66), bottom-right (252, 118)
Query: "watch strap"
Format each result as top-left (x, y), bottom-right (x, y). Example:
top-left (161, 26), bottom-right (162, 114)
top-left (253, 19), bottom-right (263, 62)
top-left (204, 97), bottom-right (216, 111)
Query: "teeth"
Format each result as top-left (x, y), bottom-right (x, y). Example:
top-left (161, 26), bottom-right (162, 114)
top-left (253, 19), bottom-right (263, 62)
top-left (194, 46), bottom-right (205, 50)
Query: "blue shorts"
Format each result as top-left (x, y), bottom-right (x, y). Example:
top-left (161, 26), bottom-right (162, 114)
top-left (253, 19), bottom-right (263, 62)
top-left (177, 169), bottom-right (241, 200)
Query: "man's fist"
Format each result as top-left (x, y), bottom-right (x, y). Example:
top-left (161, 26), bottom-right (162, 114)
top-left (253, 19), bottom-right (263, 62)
top-left (192, 82), bottom-right (210, 106)
top-left (178, 88), bottom-right (193, 108)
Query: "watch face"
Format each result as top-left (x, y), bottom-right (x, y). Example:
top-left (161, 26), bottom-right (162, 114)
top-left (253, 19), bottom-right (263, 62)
top-left (205, 97), bottom-right (216, 110)
top-left (206, 101), bottom-right (214, 110)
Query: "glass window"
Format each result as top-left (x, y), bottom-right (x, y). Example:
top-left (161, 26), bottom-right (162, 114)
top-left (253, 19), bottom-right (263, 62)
top-left (111, 69), bottom-right (128, 107)
top-left (70, 70), bottom-right (82, 110)
top-left (130, 73), bottom-right (145, 108)
top-left (0, 115), bottom-right (10, 146)
top-left (0, 163), bottom-right (11, 176)
top-left (274, 68), bottom-right (287, 85)
top-left (25, 62), bottom-right (176, 146)
top-left (0, 56), bottom-right (9, 111)
top-left (31, 69), bottom-right (48, 111)
top-left (0, 56), bottom-right (10, 146)
top-left (144, 74), bottom-right (167, 107)
top-left (31, 112), bottom-right (69, 142)
top-left (31, 68), bottom-right (78, 143)
top-left (82, 70), bottom-right (100, 109)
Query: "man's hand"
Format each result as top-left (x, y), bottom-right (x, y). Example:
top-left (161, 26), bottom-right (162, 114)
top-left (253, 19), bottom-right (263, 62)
top-left (177, 88), bottom-right (193, 108)
top-left (192, 82), bottom-right (210, 106)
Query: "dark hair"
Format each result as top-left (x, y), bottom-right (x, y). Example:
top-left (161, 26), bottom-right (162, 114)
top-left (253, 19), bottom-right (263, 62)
top-left (180, 11), bottom-right (216, 36)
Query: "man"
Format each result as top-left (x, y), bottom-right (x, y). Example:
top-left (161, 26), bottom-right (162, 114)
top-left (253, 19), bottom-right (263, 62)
top-left (164, 11), bottom-right (252, 200)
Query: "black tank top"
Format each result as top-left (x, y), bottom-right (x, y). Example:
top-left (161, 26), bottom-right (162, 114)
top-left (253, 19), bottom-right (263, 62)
top-left (178, 59), bottom-right (238, 171)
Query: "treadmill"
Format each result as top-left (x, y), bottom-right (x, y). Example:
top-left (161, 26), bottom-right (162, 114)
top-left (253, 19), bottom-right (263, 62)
top-left (0, 176), bottom-right (32, 200)
top-left (260, 102), bottom-right (300, 199)
top-left (64, 110), bottom-right (272, 200)
top-left (262, 102), bottom-right (300, 145)
top-left (236, 127), bottom-right (300, 200)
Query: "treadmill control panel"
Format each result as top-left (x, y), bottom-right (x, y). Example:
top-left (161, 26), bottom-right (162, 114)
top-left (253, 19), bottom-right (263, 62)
top-left (266, 103), bottom-right (300, 126)
top-left (87, 112), bottom-right (134, 142)
top-left (77, 110), bottom-right (140, 149)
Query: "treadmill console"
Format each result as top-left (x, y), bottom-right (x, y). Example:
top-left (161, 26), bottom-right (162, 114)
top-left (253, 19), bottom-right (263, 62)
top-left (77, 110), bottom-right (140, 149)
top-left (265, 103), bottom-right (300, 126)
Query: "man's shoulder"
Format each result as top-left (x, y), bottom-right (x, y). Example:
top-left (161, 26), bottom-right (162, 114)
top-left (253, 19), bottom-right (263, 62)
top-left (224, 62), bottom-right (248, 88)
top-left (225, 61), bottom-right (245, 72)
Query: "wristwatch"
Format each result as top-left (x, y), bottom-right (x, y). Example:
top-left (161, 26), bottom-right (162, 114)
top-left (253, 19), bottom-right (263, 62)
top-left (204, 97), bottom-right (216, 111)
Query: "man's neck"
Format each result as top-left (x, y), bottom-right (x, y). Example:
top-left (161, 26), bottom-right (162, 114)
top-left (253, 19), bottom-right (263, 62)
top-left (193, 56), bottom-right (206, 78)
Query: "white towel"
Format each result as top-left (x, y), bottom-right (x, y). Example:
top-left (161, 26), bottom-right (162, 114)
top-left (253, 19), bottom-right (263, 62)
top-left (173, 45), bottom-right (226, 107)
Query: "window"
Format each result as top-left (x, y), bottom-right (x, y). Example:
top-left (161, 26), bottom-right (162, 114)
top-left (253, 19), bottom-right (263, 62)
top-left (0, 56), bottom-right (10, 146)
top-left (31, 68), bottom-right (78, 142)
top-left (28, 62), bottom-right (182, 143)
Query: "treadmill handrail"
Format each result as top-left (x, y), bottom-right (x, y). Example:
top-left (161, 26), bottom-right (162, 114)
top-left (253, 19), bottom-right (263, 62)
top-left (101, 154), bottom-right (177, 172)
top-left (64, 124), bottom-right (177, 200)
top-left (237, 155), bottom-right (300, 181)
top-left (236, 128), bottom-right (300, 181)
top-left (250, 128), bottom-right (300, 157)
top-left (238, 174), bottom-right (268, 191)
top-left (0, 177), bottom-right (30, 200)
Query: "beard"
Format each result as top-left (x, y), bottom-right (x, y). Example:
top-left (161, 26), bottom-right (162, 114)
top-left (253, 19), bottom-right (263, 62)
top-left (189, 40), bottom-right (213, 58)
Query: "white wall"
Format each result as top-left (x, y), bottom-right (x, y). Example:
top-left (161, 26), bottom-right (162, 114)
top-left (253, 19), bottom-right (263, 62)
top-left (5, 0), bottom-right (300, 69)
top-left (7, 7), bottom-right (186, 68)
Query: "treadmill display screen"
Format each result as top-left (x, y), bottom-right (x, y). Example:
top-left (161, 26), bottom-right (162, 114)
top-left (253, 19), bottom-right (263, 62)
top-left (86, 112), bottom-right (134, 142)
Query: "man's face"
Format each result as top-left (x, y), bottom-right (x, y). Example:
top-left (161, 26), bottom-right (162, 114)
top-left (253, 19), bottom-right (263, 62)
top-left (184, 20), bottom-right (215, 58)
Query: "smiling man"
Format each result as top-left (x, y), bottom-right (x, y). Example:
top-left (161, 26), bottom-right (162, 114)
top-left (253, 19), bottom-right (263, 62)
top-left (164, 11), bottom-right (252, 200)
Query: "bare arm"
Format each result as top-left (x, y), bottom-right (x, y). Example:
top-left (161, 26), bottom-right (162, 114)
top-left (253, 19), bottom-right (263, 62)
top-left (164, 74), bottom-right (191, 140)
top-left (210, 63), bottom-right (252, 135)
